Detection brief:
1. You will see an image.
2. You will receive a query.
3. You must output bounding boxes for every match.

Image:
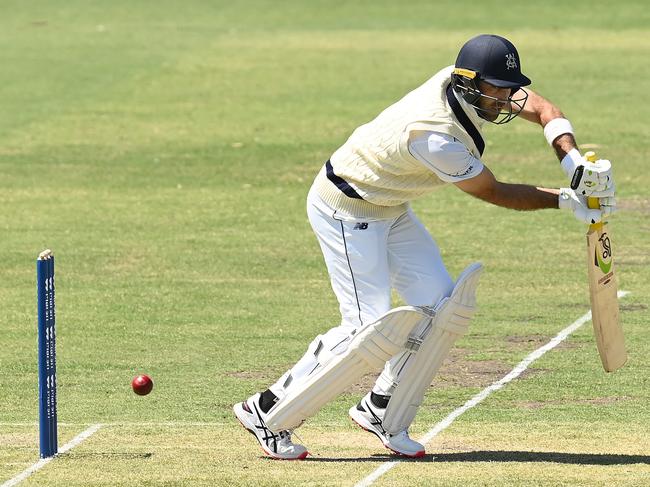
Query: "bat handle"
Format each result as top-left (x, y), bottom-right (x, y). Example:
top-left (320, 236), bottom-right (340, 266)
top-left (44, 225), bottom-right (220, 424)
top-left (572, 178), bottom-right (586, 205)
top-left (584, 151), bottom-right (600, 210)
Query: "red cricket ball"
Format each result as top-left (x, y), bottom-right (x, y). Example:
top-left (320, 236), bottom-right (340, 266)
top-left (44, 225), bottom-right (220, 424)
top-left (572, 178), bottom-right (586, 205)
top-left (131, 374), bottom-right (153, 396)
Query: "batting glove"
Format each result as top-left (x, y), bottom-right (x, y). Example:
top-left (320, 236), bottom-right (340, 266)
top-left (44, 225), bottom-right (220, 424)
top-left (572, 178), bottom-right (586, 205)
top-left (559, 188), bottom-right (603, 224)
top-left (599, 195), bottom-right (617, 219)
top-left (561, 149), bottom-right (615, 198)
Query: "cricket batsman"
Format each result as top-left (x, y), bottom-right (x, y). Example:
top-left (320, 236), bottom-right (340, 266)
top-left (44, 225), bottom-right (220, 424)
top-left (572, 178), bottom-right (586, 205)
top-left (234, 34), bottom-right (616, 459)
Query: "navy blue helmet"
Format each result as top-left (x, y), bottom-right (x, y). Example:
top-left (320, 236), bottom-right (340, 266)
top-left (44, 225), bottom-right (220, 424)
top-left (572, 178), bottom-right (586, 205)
top-left (452, 34), bottom-right (531, 124)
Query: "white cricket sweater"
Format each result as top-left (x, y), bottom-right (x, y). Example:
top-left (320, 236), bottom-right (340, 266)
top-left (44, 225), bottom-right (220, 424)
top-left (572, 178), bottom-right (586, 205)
top-left (313, 65), bottom-right (486, 219)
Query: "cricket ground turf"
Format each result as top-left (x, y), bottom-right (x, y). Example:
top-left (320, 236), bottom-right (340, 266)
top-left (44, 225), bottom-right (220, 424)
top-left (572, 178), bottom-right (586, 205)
top-left (1, 1), bottom-right (649, 485)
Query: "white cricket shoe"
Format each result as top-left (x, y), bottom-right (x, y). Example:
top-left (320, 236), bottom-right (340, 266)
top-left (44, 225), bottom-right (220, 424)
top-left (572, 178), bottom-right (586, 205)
top-left (349, 393), bottom-right (425, 458)
top-left (234, 393), bottom-right (309, 460)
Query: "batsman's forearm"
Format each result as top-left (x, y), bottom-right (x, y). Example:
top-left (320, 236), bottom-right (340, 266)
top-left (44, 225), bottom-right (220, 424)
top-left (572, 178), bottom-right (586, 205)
top-left (483, 182), bottom-right (559, 210)
top-left (520, 90), bottom-right (579, 160)
top-left (551, 133), bottom-right (578, 161)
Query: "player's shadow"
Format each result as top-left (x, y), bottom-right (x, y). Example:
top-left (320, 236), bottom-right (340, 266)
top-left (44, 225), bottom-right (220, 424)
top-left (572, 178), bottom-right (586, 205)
top-left (306, 450), bottom-right (650, 465)
top-left (424, 450), bottom-right (650, 465)
top-left (59, 452), bottom-right (153, 459)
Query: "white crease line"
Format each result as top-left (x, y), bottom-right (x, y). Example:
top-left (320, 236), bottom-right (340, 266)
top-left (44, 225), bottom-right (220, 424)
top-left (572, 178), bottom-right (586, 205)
top-left (354, 291), bottom-right (630, 487)
top-left (1, 424), bottom-right (102, 487)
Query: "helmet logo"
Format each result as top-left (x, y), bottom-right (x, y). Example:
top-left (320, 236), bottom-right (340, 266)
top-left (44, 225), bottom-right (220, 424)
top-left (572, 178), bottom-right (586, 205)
top-left (505, 53), bottom-right (518, 70)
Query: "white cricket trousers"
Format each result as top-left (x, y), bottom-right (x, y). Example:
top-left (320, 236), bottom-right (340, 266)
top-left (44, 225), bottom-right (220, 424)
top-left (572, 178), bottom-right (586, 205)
top-left (269, 188), bottom-right (454, 402)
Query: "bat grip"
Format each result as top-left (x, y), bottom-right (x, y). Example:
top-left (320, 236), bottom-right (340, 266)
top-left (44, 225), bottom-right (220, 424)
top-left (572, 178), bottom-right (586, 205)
top-left (584, 151), bottom-right (600, 210)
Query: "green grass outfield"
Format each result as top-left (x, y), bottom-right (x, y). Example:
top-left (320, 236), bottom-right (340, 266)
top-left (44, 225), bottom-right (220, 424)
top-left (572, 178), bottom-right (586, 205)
top-left (1, 1), bottom-right (649, 485)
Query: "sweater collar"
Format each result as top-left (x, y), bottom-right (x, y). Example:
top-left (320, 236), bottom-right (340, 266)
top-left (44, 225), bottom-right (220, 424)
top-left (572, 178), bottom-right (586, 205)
top-left (445, 83), bottom-right (486, 156)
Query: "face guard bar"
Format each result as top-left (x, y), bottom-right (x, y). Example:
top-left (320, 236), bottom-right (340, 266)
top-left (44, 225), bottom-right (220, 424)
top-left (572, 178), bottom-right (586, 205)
top-left (452, 68), bottom-right (529, 125)
top-left (472, 89), bottom-right (528, 125)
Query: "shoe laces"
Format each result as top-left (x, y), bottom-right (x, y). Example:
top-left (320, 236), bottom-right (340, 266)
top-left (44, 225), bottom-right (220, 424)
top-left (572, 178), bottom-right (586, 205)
top-left (277, 430), bottom-right (294, 446)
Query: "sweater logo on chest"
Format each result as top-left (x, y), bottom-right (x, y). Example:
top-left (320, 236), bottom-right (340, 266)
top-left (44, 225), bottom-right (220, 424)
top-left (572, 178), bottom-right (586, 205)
top-left (353, 222), bottom-right (369, 230)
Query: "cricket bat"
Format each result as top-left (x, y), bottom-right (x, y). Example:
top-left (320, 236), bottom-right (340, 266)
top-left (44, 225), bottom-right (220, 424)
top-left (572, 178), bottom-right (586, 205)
top-left (584, 151), bottom-right (626, 372)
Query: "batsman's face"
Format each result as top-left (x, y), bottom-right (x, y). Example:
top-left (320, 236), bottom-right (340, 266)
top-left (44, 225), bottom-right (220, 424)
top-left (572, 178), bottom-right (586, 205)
top-left (477, 81), bottom-right (513, 121)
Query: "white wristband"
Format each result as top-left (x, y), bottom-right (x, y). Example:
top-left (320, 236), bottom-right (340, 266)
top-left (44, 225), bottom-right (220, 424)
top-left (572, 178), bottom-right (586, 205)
top-left (544, 118), bottom-right (574, 146)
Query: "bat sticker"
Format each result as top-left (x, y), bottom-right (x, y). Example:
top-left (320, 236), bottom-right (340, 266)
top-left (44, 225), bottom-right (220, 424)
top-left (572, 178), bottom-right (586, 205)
top-left (594, 233), bottom-right (612, 274)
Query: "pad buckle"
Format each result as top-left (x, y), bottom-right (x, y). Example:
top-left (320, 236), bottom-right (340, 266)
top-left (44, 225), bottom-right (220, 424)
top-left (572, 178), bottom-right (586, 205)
top-left (405, 335), bottom-right (424, 352)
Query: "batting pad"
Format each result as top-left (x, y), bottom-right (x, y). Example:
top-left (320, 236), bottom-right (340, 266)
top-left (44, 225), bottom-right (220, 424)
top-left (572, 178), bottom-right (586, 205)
top-left (382, 262), bottom-right (483, 435)
top-left (265, 306), bottom-right (433, 432)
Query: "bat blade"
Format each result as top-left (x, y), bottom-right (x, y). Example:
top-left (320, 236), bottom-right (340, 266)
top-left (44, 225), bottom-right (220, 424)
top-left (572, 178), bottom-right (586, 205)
top-left (586, 222), bottom-right (626, 372)
top-left (584, 151), bottom-right (626, 372)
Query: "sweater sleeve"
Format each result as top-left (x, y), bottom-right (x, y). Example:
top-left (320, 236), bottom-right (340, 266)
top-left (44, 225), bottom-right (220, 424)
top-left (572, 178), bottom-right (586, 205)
top-left (408, 131), bottom-right (484, 183)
